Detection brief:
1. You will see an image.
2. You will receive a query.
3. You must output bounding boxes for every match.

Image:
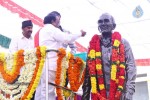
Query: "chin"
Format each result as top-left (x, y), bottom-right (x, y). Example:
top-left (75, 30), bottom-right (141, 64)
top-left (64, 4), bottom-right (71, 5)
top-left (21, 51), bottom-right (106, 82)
top-left (102, 31), bottom-right (111, 33)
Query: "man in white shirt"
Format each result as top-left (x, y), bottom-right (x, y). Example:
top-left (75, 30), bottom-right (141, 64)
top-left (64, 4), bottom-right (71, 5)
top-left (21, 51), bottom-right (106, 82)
top-left (9, 20), bottom-right (34, 53)
top-left (9, 20), bottom-right (35, 100)
top-left (35, 11), bottom-right (86, 100)
top-left (49, 11), bottom-right (77, 54)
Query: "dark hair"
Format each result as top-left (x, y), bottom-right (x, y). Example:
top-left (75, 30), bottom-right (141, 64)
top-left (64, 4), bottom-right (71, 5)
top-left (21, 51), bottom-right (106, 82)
top-left (48, 11), bottom-right (61, 17)
top-left (58, 25), bottom-right (64, 32)
top-left (43, 11), bottom-right (61, 24)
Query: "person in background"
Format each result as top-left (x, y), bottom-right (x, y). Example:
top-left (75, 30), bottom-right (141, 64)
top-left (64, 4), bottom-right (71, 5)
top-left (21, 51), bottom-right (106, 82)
top-left (35, 11), bottom-right (86, 100)
top-left (34, 11), bottom-right (77, 54)
top-left (9, 20), bottom-right (35, 100)
top-left (82, 13), bottom-right (136, 100)
top-left (9, 20), bottom-right (34, 52)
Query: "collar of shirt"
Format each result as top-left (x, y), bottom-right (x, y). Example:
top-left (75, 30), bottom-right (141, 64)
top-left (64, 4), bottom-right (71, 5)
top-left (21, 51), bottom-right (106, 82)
top-left (21, 35), bottom-right (33, 40)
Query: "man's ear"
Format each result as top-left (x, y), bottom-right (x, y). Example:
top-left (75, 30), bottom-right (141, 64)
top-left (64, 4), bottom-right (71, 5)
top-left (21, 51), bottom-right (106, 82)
top-left (51, 20), bottom-right (55, 23)
top-left (98, 26), bottom-right (101, 31)
top-left (113, 24), bottom-right (116, 30)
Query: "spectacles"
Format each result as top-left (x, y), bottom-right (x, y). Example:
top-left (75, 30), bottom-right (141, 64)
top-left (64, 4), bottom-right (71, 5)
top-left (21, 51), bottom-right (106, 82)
top-left (98, 19), bottom-right (110, 23)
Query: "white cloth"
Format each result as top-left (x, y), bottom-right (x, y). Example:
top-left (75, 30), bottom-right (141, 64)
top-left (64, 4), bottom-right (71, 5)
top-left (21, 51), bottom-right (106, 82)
top-left (35, 63), bottom-right (56, 100)
top-left (35, 24), bottom-right (82, 100)
top-left (9, 35), bottom-right (34, 82)
top-left (39, 24), bottom-right (81, 71)
top-left (61, 30), bottom-right (77, 54)
top-left (9, 35), bottom-right (34, 52)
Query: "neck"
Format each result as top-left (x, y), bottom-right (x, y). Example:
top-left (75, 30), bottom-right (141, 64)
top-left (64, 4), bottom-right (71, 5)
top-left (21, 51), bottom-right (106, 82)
top-left (102, 32), bottom-right (112, 38)
top-left (23, 33), bottom-right (30, 39)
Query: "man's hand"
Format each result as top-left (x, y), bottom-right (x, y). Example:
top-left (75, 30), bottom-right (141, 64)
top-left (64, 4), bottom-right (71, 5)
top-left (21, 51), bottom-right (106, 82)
top-left (81, 30), bottom-right (86, 37)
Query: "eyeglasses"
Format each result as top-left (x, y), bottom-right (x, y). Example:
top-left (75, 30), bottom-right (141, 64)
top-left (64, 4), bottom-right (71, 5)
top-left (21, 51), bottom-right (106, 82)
top-left (98, 19), bottom-right (110, 23)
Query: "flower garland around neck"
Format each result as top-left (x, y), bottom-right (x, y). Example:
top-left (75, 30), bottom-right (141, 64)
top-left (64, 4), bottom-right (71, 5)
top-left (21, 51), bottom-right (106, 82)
top-left (87, 32), bottom-right (126, 100)
top-left (0, 46), bottom-right (46, 100)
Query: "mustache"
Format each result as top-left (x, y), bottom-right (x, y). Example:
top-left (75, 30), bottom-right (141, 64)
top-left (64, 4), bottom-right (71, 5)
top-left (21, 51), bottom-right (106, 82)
top-left (27, 31), bottom-right (32, 33)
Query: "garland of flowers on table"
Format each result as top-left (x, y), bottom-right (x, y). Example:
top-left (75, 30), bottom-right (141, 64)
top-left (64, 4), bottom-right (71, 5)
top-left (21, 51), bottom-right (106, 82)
top-left (87, 32), bottom-right (126, 100)
top-left (55, 48), bottom-right (67, 100)
top-left (55, 48), bottom-right (86, 100)
top-left (68, 53), bottom-right (86, 100)
top-left (0, 50), bottom-right (24, 84)
top-left (0, 46), bottom-right (46, 100)
top-left (68, 53), bottom-right (85, 92)
top-left (20, 46), bottom-right (46, 100)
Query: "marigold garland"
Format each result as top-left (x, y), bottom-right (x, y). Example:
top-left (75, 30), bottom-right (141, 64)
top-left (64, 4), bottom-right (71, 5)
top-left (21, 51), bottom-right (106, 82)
top-left (0, 47), bottom-right (86, 100)
top-left (20, 46), bottom-right (46, 100)
top-left (55, 48), bottom-right (68, 100)
top-left (68, 53), bottom-right (85, 92)
top-left (87, 32), bottom-right (126, 100)
top-left (0, 46), bottom-right (46, 100)
top-left (0, 50), bottom-right (25, 83)
top-left (55, 48), bottom-right (86, 100)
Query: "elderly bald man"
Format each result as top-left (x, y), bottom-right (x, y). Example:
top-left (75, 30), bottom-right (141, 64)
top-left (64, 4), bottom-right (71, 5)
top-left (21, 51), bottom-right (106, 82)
top-left (82, 13), bottom-right (136, 100)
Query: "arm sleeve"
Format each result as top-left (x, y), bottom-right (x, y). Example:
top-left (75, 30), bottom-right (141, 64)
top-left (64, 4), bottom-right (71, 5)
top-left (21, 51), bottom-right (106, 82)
top-left (123, 39), bottom-right (137, 100)
top-left (9, 38), bottom-right (18, 53)
top-left (68, 42), bottom-right (77, 54)
top-left (53, 28), bottom-right (81, 44)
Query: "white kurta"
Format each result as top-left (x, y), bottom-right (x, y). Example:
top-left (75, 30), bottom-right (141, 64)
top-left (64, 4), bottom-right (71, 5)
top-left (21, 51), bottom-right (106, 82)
top-left (35, 24), bottom-right (82, 100)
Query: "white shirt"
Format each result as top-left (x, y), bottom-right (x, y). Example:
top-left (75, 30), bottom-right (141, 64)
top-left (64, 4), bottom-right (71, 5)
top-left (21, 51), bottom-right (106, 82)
top-left (39, 24), bottom-right (81, 71)
top-left (9, 35), bottom-right (34, 53)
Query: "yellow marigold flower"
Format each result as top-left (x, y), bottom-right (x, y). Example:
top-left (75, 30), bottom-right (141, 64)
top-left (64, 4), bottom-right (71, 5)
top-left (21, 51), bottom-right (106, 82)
top-left (0, 53), bottom-right (5, 61)
top-left (118, 86), bottom-right (123, 90)
top-left (63, 90), bottom-right (71, 97)
top-left (96, 52), bottom-right (101, 57)
top-left (111, 65), bottom-right (117, 80)
top-left (96, 64), bottom-right (102, 70)
top-left (89, 49), bottom-right (95, 59)
top-left (116, 79), bottom-right (119, 83)
top-left (91, 77), bottom-right (97, 93)
top-left (67, 52), bottom-right (71, 61)
top-left (112, 65), bottom-right (117, 69)
top-left (40, 46), bottom-right (46, 56)
top-left (119, 76), bottom-right (125, 79)
top-left (120, 64), bottom-right (125, 68)
top-left (114, 40), bottom-right (120, 47)
top-left (117, 60), bottom-right (120, 64)
top-left (99, 84), bottom-right (105, 90)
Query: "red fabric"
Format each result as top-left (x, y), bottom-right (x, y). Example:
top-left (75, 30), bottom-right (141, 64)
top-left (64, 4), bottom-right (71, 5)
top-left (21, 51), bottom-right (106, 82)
top-left (0, 0), bottom-right (43, 27)
top-left (75, 42), bottom-right (87, 52)
top-left (135, 59), bottom-right (150, 66)
top-left (34, 29), bottom-right (41, 47)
